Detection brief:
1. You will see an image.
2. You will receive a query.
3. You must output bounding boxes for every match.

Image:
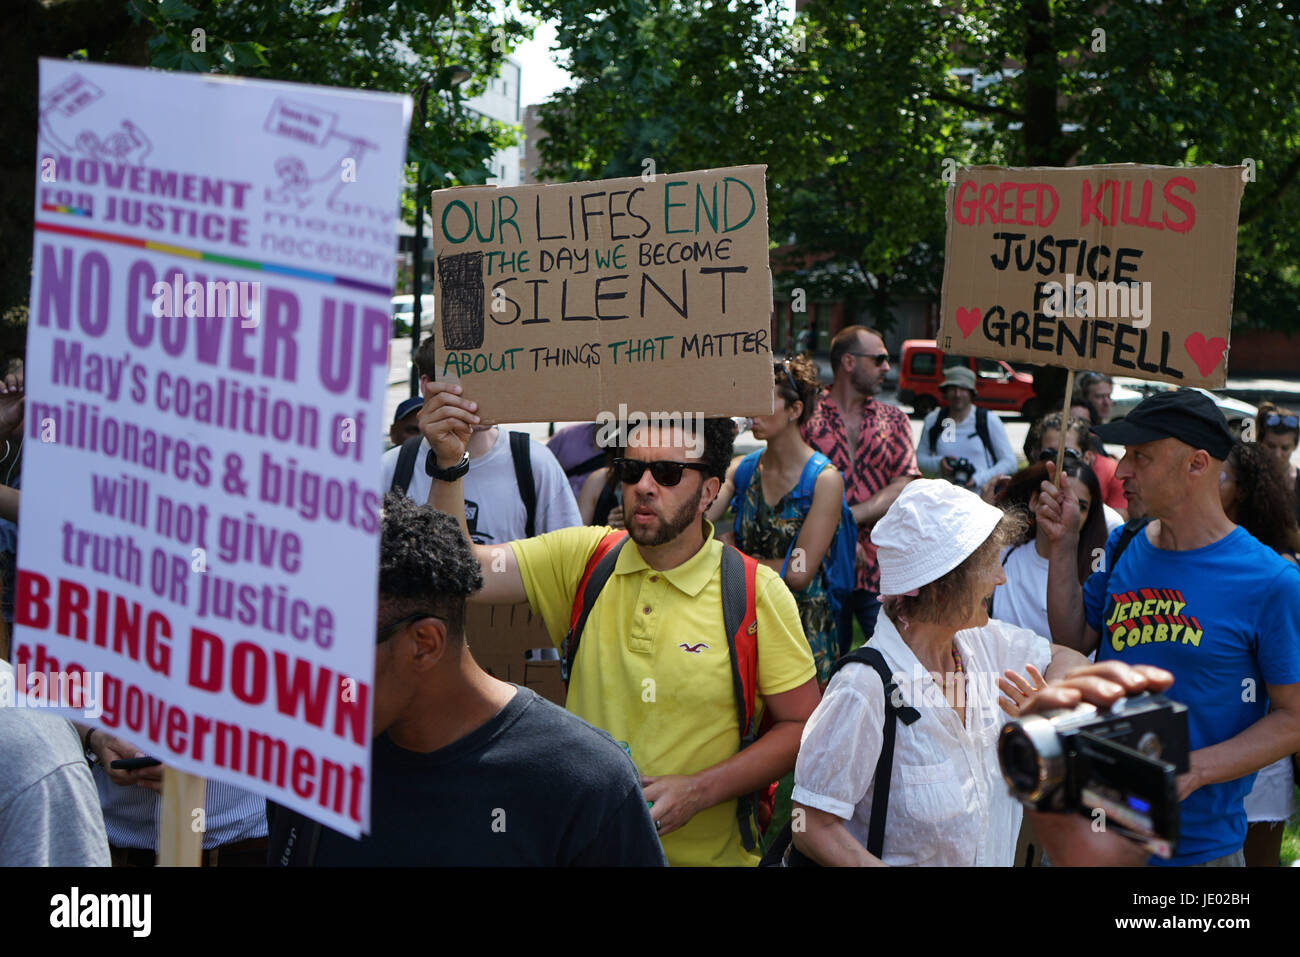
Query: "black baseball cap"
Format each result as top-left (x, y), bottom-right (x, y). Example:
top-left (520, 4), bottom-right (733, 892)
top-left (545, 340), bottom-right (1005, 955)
top-left (1092, 389), bottom-right (1233, 460)
top-left (392, 396), bottom-right (423, 425)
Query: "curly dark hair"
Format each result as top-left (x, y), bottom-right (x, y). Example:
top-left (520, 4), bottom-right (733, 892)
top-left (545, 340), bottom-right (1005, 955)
top-left (1226, 442), bottom-right (1300, 554)
top-left (774, 355), bottom-right (822, 426)
top-left (881, 511), bottom-right (1028, 628)
top-left (379, 493), bottom-right (483, 638)
top-left (995, 460), bottom-right (1108, 584)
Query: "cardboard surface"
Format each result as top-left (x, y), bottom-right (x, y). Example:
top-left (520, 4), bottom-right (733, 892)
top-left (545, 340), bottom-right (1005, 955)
top-left (938, 164), bottom-right (1244, 388)
top-left (430, 166), bottom-right (775, 421)
top-left (466, 603), bottom-right (566, 707)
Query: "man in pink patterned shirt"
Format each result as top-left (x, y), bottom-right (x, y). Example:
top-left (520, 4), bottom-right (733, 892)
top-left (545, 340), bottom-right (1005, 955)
top-left (801, 326), bottom-right (919, 654)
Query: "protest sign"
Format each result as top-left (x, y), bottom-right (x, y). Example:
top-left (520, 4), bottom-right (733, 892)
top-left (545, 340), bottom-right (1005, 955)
top-left (938, 164), bottom-right (1244, 388)
top-left (13, 59), bottom-right (411, 837)
top-left (430, 165), bottom-right (775, 421)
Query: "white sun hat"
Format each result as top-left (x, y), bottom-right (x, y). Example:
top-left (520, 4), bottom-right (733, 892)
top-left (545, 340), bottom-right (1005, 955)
top-left (872, 479), bottom-right (1004, 597)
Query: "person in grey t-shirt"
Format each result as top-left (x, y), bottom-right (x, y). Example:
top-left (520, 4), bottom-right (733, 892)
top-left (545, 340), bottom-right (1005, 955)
top-left (0, 663), bottom-right (110, 866)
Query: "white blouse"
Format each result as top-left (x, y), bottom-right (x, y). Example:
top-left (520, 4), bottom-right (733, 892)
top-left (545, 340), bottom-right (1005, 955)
top-left (792, 615), bottom-right (1051, 866)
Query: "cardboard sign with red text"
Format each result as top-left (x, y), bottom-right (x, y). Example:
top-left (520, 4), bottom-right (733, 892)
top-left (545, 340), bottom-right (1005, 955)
top-left (938, 164), bottom-right (1244, 388)
top-left (430, 166), bottom-right (775, 421)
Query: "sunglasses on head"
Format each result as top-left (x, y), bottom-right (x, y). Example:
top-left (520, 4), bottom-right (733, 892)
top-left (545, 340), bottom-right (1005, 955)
top-left (376, 611), bottom-right (443, 645)
top-left (849, 352), bottom-right (889, 366)
top-left (1037, 447), bottom-right (1082, 464)
top-left (1264, 413), bottom-right (1299, 430)
top-left (779, 358), bottom-right (799, 397)
top-left (612, 457), bottom-right (709, 487)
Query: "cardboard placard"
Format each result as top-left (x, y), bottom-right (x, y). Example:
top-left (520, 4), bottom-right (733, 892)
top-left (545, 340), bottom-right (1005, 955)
top-left (465, 603), bottom-right (565, 707)
top-left (430, 166), bottom-right (775, 421)
top-left (938, 164), bottom-right (1244, 388)
top-left (15, 59), bottom-right (412, 838)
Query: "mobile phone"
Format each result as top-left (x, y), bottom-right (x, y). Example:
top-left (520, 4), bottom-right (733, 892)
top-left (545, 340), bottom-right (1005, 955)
top-left (110, 757), bottom-right (163, 771)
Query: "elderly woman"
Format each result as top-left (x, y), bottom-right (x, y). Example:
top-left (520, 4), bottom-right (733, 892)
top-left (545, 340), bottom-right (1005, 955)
top-left (790, 480), bottom-right (1089, 866)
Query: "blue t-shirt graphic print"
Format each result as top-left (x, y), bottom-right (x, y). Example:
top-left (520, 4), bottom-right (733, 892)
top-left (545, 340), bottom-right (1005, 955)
top-left (1083, 524), bottom-right (1300, 865)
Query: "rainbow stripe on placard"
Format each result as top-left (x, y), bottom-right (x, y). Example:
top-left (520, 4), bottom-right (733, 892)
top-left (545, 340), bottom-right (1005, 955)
top-left (34, 218), bottom-right (391, 296)
top-left (42, 204), bottom-right (93, 217)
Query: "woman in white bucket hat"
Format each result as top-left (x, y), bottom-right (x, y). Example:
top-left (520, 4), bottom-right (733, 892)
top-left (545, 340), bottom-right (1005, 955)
top-left (790, 479), bottom-right (1090, 866)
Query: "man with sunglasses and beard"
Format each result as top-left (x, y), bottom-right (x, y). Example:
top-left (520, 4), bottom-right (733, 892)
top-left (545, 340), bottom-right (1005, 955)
top-left (417, 381), bottom-right (820, 867)
top-left (801, 326), bottom-right (920, 655)
top-left (266, 494), bottom-right (665, 866)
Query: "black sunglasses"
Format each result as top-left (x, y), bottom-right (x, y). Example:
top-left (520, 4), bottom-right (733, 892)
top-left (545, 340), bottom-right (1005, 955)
top-left (612, 457), bottom-right (710, 487)
top-left (1264, 413), bottom-right (1299, 430)
top-left (778, 358), bottom-right (800, 397)
top-left (377, 611), bottom-right (443, 645)
top-left (1037, 447), bottom-right (1082, 464)
top-left (849, 352), bottom-right (889, 366)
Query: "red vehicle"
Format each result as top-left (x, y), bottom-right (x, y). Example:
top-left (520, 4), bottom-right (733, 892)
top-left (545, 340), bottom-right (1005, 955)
top-left (897, 339), bottom-right (1041, 420)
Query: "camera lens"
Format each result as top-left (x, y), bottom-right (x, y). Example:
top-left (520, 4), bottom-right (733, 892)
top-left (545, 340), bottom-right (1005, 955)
top-left (999, 726), bottom-right (1042, 795)
top-left (998, 716), bottom-right (1065, 802)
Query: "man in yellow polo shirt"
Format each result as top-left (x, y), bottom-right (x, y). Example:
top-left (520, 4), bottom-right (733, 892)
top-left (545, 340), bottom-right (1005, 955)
top-left (417, 380), bottom-right (819, 866)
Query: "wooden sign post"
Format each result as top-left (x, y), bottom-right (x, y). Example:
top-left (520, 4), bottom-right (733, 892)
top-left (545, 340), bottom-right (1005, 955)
top-left (158, 768), bottom-right (206, 867)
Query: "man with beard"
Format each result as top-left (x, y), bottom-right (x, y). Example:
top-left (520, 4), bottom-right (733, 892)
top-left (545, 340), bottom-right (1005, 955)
top-left (417, 381), bottom-right (819, 866)
top-left (802, 326), bottom-right (919, 654)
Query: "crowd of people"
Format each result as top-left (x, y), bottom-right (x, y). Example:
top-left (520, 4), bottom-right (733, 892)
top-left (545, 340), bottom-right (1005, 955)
top-left (4, 326), bottom-right (1300, 868)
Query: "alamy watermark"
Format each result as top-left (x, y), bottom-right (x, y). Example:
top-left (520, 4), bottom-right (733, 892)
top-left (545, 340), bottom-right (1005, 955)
top-left (150, 273), bottom-right (261, 327)
top-left (0, 664), bottom-right (104, 718)
top-left (595, 404), bottom-right (706, 459)
top-left (1039, 273), bottom-right (1151, 328)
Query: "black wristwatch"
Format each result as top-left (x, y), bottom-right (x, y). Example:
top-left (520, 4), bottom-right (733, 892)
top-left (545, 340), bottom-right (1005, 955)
top-left (83, 727), bottom-right (100, 767)
top-left (426, 450), bottom-right (470, 481)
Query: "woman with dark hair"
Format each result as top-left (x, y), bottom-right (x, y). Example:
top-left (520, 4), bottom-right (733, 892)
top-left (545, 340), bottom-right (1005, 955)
top-left (1255, 401), bottom-right (1300, 527)
top-left (1220, 440), bottom-right (1300, 865)
top-left (708, 355), bottom-right (844, 684)
top-left (990, 460), bottom-right (1108, 643)
top-left (790, 481), bottom-right (1089, 865)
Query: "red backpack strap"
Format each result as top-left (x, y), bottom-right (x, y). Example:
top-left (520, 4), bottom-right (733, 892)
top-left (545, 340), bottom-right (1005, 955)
top-left (719, 542), bottom-right (762, 852)
top-left (561, 530), bottom-right (629, 686)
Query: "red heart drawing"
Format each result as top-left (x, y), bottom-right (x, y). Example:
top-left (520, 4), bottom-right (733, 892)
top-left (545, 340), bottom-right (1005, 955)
top-left (1184, 332), bottom-right (1227, 378)
top-left (955, 307), bottom-right (982, 338)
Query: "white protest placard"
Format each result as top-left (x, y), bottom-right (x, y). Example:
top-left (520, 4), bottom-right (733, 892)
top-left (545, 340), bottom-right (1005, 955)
top-left (12, 59), bottom-right (411, 837)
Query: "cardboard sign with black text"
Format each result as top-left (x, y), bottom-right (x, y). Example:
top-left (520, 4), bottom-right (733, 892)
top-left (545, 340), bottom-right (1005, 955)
top-left (938, 164), bottom-right (1244, 388)
top-left (430, 165), bottom-right (774, 421)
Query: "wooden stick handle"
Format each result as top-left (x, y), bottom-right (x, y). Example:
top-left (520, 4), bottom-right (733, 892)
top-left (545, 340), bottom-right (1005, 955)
top-left (1054, 369), bottom-right (1076, 488)
top-left (158, 768), bottom-right (206, 867)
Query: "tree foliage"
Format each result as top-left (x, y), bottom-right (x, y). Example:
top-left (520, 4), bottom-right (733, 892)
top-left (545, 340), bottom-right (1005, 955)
top-left (530, 0), bottom-right (1300, 334)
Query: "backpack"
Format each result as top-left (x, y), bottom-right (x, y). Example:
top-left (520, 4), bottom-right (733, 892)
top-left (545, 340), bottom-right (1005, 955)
top-left (757, 645), bottom-right (921, 866)
top-left (731, 450), bottom-right (856, 617)
top-left (560, 530), bottom-right (770, 852)
top-left (390, 431), bottom-right (538, 537)
top-left (928, 405), bottom-right (994, 466)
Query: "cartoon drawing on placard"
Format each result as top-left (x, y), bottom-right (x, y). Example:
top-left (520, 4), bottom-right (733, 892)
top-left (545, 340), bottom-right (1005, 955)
top-left (262, 97), bottom-right (379, 213)
top-left (37, 73), bottom-right (153, 165)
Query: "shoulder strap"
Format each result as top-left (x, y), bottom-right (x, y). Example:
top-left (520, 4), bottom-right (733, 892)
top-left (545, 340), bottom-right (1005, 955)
top-left (829, 646), bottom-right (920, 859)
top-left (791, 451), bottom-right (830, 505)
top-left (561, 531), bottom-right (629, 686)
top-left (390, 436), bottom-right (423, 496)
top-left (927, 407), bottom-right (948, 454)
top-left (975, 407), bottom-right (994, 465)
top-left (509, 431), bottom-right (537, 538)
top-left (1109, 516), bottom-right (1152, 575)
top-left (720, 542), bottom-right (762, 852)
top-left (730, 450), bottom-right (763, 540)
top-left (564, 452), bottom-right (607, 479)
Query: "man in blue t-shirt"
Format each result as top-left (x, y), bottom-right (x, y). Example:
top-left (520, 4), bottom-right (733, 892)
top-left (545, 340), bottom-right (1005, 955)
top-left (1037, 389), bottom-right (1300, 866)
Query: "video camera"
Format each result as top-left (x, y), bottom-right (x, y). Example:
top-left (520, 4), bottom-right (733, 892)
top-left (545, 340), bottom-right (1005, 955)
top-left (998, 692), bottom-right (1189, 858)
top-left (944, 456), bottom-right (975, 487)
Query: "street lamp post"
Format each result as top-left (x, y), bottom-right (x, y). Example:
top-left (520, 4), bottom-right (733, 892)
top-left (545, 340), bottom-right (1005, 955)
top-left (410, 65), bottom-right (471, 397)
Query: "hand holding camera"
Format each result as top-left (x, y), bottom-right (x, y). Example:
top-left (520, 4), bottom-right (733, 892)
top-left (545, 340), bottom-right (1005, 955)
top-left (999, 661), bottom-right (1186, 863)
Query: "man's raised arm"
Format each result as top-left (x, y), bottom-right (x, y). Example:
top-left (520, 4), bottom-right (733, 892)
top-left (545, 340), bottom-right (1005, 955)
top-left (417, 381), bottom-right (528, 605)
top-left (1037, 468), bottom-right (1099, 655)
